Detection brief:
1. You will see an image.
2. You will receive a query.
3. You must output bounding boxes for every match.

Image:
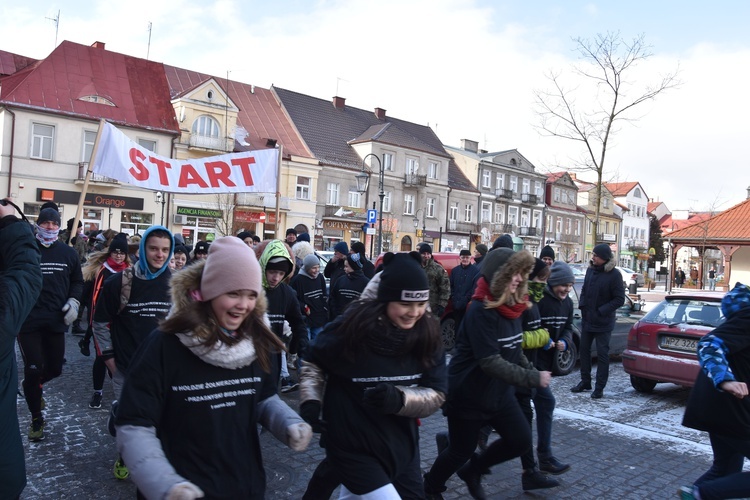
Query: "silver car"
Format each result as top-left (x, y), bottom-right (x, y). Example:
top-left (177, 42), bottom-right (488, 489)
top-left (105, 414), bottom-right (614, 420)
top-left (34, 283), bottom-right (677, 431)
top-left (616, 266), bottom-right (646, 287)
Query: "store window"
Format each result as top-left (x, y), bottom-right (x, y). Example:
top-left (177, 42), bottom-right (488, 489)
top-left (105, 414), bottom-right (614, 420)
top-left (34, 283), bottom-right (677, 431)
top-left (121, 211), bottom-right (154, 236)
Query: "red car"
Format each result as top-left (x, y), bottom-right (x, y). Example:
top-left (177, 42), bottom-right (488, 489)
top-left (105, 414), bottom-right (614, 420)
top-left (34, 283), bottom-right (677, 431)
top-left (621, 292), bottom-right (725, 393)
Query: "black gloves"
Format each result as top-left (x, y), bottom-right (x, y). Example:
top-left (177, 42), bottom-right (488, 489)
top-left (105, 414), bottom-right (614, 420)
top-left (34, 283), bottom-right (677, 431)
top-left (362, 383), bottom-right (403, 414)
top-left (434, 305), bottom-right (445, 318)
top-left (299, 401), bottom-right (325, 433)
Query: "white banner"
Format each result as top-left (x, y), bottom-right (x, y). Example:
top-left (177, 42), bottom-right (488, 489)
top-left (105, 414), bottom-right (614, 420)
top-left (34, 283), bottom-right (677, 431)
top-left (91, 122), bottom-right (278, 194)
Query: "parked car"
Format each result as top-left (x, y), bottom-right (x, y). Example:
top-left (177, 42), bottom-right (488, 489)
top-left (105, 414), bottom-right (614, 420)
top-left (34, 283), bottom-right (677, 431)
top-left (621, 292), bottom-right (725, 393)
top-left (552, 285), bottom-right (645, 376)
top-left (616, 266), bottom-right (646, 288)
top-left (316, 251), bottom-right (335, 289)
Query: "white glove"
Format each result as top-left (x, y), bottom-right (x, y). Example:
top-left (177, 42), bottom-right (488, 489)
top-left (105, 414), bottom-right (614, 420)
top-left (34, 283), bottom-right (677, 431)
top-left (287, 422), bottom-right (312, 451)
top-left (61, 298), bottom-right (80, 326)
top-left (166, 481), bottom-right (205, 500)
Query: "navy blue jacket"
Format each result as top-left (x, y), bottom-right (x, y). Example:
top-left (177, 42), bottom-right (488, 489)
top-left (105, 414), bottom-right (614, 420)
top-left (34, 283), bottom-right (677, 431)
top-left (449, 263), bottom-right (479, 313)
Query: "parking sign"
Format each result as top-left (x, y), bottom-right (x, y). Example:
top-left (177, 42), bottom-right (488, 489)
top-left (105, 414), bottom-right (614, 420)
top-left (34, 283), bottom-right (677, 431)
top-left (367, 209), bottom-right (377, 224)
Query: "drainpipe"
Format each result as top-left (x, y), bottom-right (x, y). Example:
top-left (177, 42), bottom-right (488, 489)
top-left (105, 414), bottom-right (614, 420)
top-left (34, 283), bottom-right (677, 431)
top-left (3, 107), bottom-right (16, 198)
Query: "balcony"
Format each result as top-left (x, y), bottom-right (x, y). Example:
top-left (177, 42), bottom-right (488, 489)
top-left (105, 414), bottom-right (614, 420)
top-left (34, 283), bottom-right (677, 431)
top-left (521, 193), bottom-right (538, 205)
top-left (77, 163), bottom-right (119, 184)
top-left (495, 188), bottom-right (513, 201)
top-left (596, 233), bottom-right (618, 243)
top-left (518, 226), bottom-right (538, 237)
top-left (403, 174), bottom-right (427, 187)
top-left (188, 134), bottom-right (235, 152)
top-left (448, 220), bottom-right (479, 233)
top-left (236, 192), bottom-right (290, 210)
top-left (323, 206), bottom-right (364, 219)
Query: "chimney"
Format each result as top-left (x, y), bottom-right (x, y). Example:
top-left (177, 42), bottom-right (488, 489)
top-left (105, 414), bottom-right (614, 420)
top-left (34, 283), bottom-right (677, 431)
top-left (91, 41), bottom-right (106, 49)
top-left (747, 186), bottom-right (750, 199)
top-left (332, 96), bottom-right (346, 109)
top-left (460, 139), bottom-right (478, 153)
top-left (569, 173), bottom-right (577, 180)
top-left (374, 107), bottom-right (386, 120)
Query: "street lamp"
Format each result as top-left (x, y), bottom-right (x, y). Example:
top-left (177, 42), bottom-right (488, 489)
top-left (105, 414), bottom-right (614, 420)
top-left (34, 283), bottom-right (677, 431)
top-left (154, 191), bottom-right (166, 226)
top-left (355, 153), bottom-right (383, 255)
top-left (413, 208), bottom-right (426, 238)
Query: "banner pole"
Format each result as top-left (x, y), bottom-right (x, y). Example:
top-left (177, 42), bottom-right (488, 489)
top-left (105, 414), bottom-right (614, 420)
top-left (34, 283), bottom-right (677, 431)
top-left (274, 144), bottom-right (282, 239)
top-left (70, 119), bottom-right (106, 246)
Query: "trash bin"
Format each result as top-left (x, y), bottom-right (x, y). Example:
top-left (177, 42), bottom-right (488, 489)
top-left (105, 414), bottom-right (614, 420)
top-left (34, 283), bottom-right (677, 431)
top-left (628, 282), bottom-right (638, 295)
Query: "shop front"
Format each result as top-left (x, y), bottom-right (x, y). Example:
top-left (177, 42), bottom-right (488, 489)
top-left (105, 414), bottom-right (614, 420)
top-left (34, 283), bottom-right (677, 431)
top-left (234, 209), bottom-right (277, 240)
top-left (173, 206), bottom-right (222, 248)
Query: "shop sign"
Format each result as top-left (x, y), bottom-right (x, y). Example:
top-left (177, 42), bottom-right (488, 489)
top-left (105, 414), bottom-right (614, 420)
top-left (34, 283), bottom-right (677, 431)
top-left (37, 188), bottom-right (144, 210)
top-left (323, 220), bottom-right (361, 230)
top-left (176, 206), bottom-right (223, 218)
top-left (234, 209), bottom-right (276, 224)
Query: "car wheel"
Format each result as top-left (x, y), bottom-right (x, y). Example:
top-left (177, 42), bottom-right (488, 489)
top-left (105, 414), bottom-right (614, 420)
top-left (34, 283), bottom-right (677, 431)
top-left (440, 316), bottom-right (456, 352)
top-left (630, 375), bottom-right (657, 393)
top-left (552, 341), bottom-right (577, 376)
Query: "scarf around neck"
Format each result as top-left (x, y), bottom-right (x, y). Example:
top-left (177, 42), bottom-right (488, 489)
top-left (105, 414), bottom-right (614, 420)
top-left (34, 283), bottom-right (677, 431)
top-left (104, 256), bottom-right (129, 274)
top-left (472, 276), bottom-right (527, 319)
top-left (36, 226), bottom-right (59, 247)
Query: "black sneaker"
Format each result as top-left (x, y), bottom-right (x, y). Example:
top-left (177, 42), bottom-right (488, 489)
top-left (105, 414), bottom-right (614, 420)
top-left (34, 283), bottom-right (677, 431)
top-left (591, 388), bottom-right (604, 399)
top-left (457, 455), bottom-right (486, 499)
top-left (78, 338), bottom-right (90, 357)
top-left (72, 321), bottom-right (87, 335)
top-left (89, 392), bottom-right (103, 409)
top-left (280, 377), bottom-right (299, 393)
top-left (570, 381), bottom-right (592, 393)
top-left (539, 456), bottom-right (571, 475)
top-left (522, 469), bottom-right (560, 491)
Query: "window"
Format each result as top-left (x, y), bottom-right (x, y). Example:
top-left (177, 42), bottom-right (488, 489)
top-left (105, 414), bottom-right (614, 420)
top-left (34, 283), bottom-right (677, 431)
top-left (566, 218), bottom-right (572, 234)
top-left (82, 130), bottom-right (97, 162)
top-left (428, 161), bottom-right (438, 179)
top-left (522, 178), bottom-right (530, 194)
top-left (535, 181), bottom-right (543, 197)
top-left (546, 214), bottom-right (553, 233)
top-left (427, 197), bottom-right (436, 217)
top-left (556, 217), bottom-right (563, 233)
top-left (482, 170), bottom-right (491, 188)
top-left (383, 191), bottom-right (392, 212)
top-left (138, 138), bottom-right (157, 152)
top-left (508, 206), bottom-right (518, 225)
top-left (602, 197), bottom-right (610, 208)
top-left (521, 209), bottom-right (530, 227)
top-left (634, 188), bottom-right (642, 198)
top-left (496, 173), bottom-right (505, 190)
top-left (296, 176), bottom-right (311, 200)
top-left (327, 183), bottom-right (339, 205)
top-left (605, 221), bottom-right (610, 233)
top-left (192, 115), bottom-right (220, 137)
top-left (553, 187), bottom-right (561, 202)
top-left (404, 194), bottom-right (415, 215)
top-left (406, 158), bottom-right (418, 175)
top-left (575, 220), bottom-right (581, 236)
top-left (481, 202), bottom-right (491, 223)
top-left (495, 205), bottom-right (505, 223)
top-left (383, 153), bottom-right (394, 172)
top-left (31, 123), bottom-right (54, 160)
top-left (533, 210), bottom-right (541, 229)
top-left (510, 176), bottom-right (518, 193)
top-left (121, 211), bottom-right (154, 235)
top-left (587, 220), bottom-right (593, 234)
top-left (464, 204), bottom-right (473, 222)
top-left (449, 202), bottom-right (458, 221)
top-left (348, 190), bottom-right (361, 208)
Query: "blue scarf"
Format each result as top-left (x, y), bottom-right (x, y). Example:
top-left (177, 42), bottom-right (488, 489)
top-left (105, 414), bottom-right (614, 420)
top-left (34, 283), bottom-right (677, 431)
top-left (35, 226), bottom-right (59, 247)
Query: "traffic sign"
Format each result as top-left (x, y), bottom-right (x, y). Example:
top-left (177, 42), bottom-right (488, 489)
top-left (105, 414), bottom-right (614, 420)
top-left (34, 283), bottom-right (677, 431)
top-left (367, 209), bottom-right (377, 224)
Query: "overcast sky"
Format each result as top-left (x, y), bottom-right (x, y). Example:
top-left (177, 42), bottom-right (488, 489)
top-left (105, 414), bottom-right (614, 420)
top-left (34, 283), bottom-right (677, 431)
top-left (2, 0), bottom-right (749, 212)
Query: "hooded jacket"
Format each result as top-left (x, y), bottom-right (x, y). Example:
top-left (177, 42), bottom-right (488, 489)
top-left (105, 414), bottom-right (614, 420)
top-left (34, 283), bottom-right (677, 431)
top-left (0, 217), bottom-right (42, 499)
top-left (116, 259), bottom-right (306, 500)
top-left (422, 258), bottom-right (451, 312)
top-left (289, 266), bottom-right (328, 328)
top-left (579, 257), bottom-right (625, 333)
top-left (447, 250), bottom-right (539, 418)
top-left (257, 240), bottom-right (307, 354)
top-left (92, 226), bottom-right (173, 371)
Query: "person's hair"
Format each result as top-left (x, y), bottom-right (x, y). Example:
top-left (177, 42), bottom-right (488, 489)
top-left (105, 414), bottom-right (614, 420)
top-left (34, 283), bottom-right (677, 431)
top-left (145, 229), bottom-right (172, 246)
top-left (335, 300), bottom-right (442, 369)
top-left (82, 249), bottom-right (131, 281)
top-left (159, 291), bottom-right (284, 373)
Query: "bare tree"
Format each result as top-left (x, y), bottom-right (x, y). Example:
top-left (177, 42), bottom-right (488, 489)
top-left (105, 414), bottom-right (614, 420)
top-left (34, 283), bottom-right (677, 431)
top-left (534, 32), bottom-right (679, 235)
top-left (213, 193), bottom-right (237, 237)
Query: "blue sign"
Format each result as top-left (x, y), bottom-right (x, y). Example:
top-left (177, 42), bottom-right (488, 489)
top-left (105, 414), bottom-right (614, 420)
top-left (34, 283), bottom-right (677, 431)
top-left (367, 209), bottom-right (377, 224)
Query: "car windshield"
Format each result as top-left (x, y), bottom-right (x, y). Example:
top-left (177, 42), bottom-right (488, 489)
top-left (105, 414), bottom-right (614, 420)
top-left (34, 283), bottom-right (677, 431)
top-left (641, 298), bottom-right (725, 327)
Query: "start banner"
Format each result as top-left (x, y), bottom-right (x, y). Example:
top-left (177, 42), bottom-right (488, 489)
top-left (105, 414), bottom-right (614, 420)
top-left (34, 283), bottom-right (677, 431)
top-left (91, 122), bottom-right (278, 194)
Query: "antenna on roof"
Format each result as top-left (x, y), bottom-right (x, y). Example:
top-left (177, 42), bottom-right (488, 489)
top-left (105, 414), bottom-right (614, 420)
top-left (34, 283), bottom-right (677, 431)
top-left (336, 76), bottom-right (348, 97)
top-left (146, 22), bottom-right (152, 60)
top-left (46, 10), bottom-right (60, 49)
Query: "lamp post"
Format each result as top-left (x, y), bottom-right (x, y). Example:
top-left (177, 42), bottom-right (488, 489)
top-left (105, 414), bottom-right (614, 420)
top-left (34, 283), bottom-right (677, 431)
top-left (413, 208), bottom-right (426, 240)
top-left (355, 153), bottom-right (384, 255)
top-left (155, 191), bottom-right (166, 226)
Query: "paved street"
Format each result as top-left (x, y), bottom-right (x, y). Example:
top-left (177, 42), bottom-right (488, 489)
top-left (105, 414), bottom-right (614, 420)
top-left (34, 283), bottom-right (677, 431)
top-left (16, 325), bottom-right (714, 499)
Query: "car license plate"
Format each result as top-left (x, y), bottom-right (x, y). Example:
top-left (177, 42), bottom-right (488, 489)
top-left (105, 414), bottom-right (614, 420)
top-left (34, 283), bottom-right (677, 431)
top-left (659, 336), bottom-right (698, 353)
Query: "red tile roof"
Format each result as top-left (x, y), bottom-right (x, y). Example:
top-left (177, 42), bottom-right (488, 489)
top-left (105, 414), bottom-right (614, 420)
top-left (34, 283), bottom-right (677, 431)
top-left (546, 171), bottom-right (567, 183)
top-left (667, 199), bottom-right (750, 241)
top-left (604, 181), bottom-right (639, 197)
top-left (162, 66), bottom-right (311, 159)
top-left (0, 41), bottom-right (180, 134)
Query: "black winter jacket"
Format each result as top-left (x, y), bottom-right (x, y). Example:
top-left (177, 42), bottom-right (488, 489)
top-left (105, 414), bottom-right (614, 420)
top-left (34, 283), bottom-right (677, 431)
top-left (579, 258), bottom-right (625, 333)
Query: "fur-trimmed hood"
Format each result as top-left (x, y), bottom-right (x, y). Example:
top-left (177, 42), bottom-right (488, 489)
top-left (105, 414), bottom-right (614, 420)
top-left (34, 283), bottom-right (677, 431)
top-left (488, 250), bottom-right (535, 303)
top-left (589, 256), bottom-right (618, 273)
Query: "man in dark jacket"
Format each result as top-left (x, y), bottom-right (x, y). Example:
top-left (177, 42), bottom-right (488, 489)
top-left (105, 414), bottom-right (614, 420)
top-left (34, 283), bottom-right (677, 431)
top-left (681, 283), bottom-right (750, 500)
top-left (19, 204), bottom-right (83, 442)
top-left (570, 243), bottom-right (625, 398)
top-left (0, 199), bottom-right (43, 499)
top-left (449, 250), bottom-right (479, 329)
top-left (324, 241), bottom-right (348, 287)
top-left (350, 241), bottom-right (375, 279)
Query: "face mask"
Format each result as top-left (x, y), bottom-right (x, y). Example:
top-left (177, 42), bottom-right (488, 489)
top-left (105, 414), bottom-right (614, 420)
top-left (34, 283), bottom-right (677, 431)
top-left (528, 281), bottom-right (546, 302)
top-left (36, 225), bottom-right (60, 247)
